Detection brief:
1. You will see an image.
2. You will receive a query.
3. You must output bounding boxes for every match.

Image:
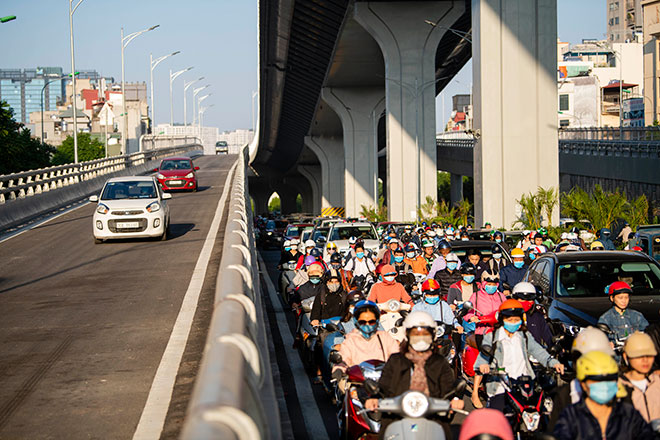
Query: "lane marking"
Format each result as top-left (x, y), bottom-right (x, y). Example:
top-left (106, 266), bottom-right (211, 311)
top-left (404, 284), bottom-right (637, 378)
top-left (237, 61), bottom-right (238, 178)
top-left (258, 255), bottom-right (330, 440)
top-left (132, 159), bottom-right (238, 440)
top-left (0, 200), bottom-right (90, 244)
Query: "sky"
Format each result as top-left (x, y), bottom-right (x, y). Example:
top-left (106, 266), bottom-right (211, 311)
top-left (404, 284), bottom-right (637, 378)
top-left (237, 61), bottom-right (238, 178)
top-left (1, 0), bottom-right (604, 132)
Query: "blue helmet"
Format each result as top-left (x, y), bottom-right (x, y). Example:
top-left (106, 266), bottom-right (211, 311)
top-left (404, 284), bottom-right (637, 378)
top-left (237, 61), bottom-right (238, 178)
top-left (353, 300), bottom-right (380, 320)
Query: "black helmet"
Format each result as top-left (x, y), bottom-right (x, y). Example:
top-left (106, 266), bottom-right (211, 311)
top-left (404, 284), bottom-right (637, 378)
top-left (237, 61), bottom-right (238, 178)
top-left (570, 226), bottom-right (579, 234)
top-left (325, 272), bottom-right (341, 282)
top-left (460, 263), bottom-right (476, 275)
top-left (310, 248), bottom-right (322, 258)
top-left (493, 231), bottom-right (503, 239)
top-left (490, 244), bottom-right (502, 254)
top-left (438, 240), bottom-right (452, 250)
top-left (346, 290), bottom-right (364, 305)
top-left (330, 252), bottom-right (342, 264)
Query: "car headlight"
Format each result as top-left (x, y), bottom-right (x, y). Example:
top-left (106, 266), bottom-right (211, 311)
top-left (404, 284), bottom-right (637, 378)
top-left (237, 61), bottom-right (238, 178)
top-left (521, 410), bottom-right (540, 431)
top-left (146, 202), bottom-right (161, 213)
top-left (267, 231), bottom-right (272, 235)
top-left (543, 396), bottom-right (554, 413)
top-left (157, 173), bottom-right (165, 179)
top-left (401, 391), bottom-right (429, 418)
top-left (185, 172), bottom-right (194, 178)
top-left (96, 203), bottom-right (109, 215)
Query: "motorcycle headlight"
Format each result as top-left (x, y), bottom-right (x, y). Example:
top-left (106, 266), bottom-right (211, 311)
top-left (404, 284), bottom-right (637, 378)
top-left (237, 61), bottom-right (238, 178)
top-left (401, 391), bottom-right (429, 418)
top-left (563, 324), bottom-right (582, 337)
top-left (157, 173), bottom-right (165, 180)
top-left (185, 172), bottom-right (194, 178)
top-left (521, 411), bottom-right (541, 431)
top-left (544, 396), bottom-right (554, 413)
top-left (146, 202), bottom-right (161, 213)
top-left (96, 203), bottom-right (109, 215)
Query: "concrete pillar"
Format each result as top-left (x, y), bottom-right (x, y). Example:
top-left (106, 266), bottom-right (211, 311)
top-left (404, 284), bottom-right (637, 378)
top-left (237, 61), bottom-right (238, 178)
top-left (322, 87), bottom-right (384, 218)
top-left (279, 189), bottom-right (298, 215)
top-left (355, 1), bottom-right (465, 222)
top-left (472, 0), bottom-right (559, 227)
top-left (297, 165), bottom-right (322, 215)
top-left (305, 136), bottom-right (345, 213)
top-left (450, 173), bottom-right (463, 206)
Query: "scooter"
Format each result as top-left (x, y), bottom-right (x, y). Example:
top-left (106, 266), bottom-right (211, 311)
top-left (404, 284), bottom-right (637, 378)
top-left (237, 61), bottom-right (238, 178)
top-left (278, 259), bottom-right (298, 303)
top-left (296, 296), bottom-right (318, 374)
top-left (377, 299), bottom-right (411, 342)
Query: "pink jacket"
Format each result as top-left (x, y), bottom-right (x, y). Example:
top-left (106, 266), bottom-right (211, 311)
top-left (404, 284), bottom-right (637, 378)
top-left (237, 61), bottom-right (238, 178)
top-left (464, 288), bottom-right (506, 334)
top-left (335, 329), bottom-right (400, 371)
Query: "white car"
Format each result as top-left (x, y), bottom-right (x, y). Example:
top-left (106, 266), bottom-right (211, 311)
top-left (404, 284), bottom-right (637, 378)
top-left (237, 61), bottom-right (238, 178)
top-left (90, 176), bottom-right (171, 243)
top-left (327, 221), bottom-right (380, 256)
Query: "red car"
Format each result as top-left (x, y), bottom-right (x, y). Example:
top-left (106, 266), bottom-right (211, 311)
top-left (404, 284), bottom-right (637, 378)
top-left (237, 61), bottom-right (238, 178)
top-left (154, 157), bottom-right (199, 191)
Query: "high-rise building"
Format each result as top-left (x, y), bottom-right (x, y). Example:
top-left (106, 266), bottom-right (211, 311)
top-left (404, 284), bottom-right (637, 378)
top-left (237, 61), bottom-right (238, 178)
top-left (607, 0), bottom-right (643, 43)
top-left (0, 67), bottom-right (64, 124)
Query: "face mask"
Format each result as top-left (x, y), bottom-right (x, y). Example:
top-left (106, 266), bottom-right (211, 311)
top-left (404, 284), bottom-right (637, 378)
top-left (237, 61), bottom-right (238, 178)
top-left (446, 262), bottom-right (458, 271)
top-left (309, 277), bottom-right (321, 284)
top-left (484, 285), bottom-right (498, 295)
top-left (463, 275), bottom-right (475, 284)
top-left (513, 261), bottom-right (525, 269)
top-left (409, 335), bottom-right (433, 352)
top-left (529, 253), bottom-right (536, 260)
top-left (394, 255), bottom-right (404, 263)
top-left (328, 283), bottom-right (340, 293)
top-left (493, 253), bottom-right (502, 260)
top-left (284, 247), bottom-right (291, 251)
top-left (461, 237), bottom-right (469, 241)
top-left (332, 263), bottom-right (341, 270)
top-left (495, 239), bottom-right (502, 243)
top-left (406, 252), bottom-right (415, 259)
top-left (354, 319), bottom-right (378, 339)
top-left (349, 305), bottom-right (355, 314)
top-left (383, 275), bottom-right (396, 282)
top-left (503, 321), bottom-right (522, 333)
top-left (588, 381), bottom-right (618, 405)
top-left (425, 296), bottom-right (440, 305)
top-left (356, 252), bottom-right (364, 259)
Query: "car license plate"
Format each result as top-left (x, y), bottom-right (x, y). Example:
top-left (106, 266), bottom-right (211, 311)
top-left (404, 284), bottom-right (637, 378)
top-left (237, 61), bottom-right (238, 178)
top-left (169, 180), bottom-right (182, 185)
top-left (117, 222), bottom-right (139, 228)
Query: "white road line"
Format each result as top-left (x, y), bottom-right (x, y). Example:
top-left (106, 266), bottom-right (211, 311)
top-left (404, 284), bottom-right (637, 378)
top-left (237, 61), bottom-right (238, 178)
top-left (132, 160), bottom-right (238, 440)
top-left (0, 200), bottom-right (91, 244)
top-left (258, 255), bottom-right (331, 440)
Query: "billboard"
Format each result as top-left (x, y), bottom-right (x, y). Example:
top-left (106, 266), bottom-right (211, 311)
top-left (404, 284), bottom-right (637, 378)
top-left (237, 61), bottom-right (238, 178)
top-left (622, 98), bottom-right (644, 127)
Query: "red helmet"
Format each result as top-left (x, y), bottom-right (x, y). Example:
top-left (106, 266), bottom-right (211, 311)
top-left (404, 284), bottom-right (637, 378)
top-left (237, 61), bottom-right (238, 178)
top-left (421, 279), bottom-right (441, 293)
top-left (607, 281), bottom-right (632, 296)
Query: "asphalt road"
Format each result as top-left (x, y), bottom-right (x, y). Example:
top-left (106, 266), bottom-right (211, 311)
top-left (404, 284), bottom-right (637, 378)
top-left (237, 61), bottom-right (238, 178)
top-left (0, 154), bottom-right (236, 440)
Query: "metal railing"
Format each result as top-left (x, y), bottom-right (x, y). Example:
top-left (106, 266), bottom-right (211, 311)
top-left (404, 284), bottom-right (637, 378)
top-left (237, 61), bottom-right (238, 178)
top-left (139, 134), bottom-right (202, 151)
top-left (436, 138), bottom-right (476, 149)
top-left (558, 126), bottom-right (660, 141)
top-left (0, 145), bottom-right (200, 204)
top-left (181, 147), bottom-right (280, 440)
top-left (559, 139), bottom-right (660, 157)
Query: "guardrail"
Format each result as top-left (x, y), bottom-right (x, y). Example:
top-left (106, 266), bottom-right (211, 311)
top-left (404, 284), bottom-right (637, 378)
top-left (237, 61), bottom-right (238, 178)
top-left (558, 126), bottom-right (660, 141)
top-left (181, 147), bottom-right (280, 440)
top-left (0, 144), bottom-right (202, 231)
top-left (139, 134), bottom-right (202, 151)
top-left (558, 140), bottom-right (660, 158)
top-left (436, 138), bottom-right (476, 148)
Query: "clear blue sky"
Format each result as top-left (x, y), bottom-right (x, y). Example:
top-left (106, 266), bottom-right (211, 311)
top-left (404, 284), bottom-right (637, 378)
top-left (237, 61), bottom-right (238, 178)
top-left (1, 0), bottom-right (603, 132)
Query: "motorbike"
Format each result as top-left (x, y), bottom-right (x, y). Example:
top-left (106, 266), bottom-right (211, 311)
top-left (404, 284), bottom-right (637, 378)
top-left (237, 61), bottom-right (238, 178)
top-left (295, 296), bottom-right (318, 373)
top-left (278, 259), bottom-right (298, 303)
top-left (377, 299), bottom-right (411, 342)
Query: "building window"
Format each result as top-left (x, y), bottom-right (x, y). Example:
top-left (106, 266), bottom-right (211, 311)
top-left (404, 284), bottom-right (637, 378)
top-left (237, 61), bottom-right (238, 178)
top-left (560, 119), bottom-right (570, 127)
top-left (559, 94), bottom-right (570, 111)
top-left (615, 17), bottom-right (619, 25)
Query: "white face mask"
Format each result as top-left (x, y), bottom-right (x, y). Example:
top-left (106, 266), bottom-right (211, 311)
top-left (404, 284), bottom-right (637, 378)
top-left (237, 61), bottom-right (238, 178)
top-left (409, 334), bottom-right (433, 352)
top-left (383, 275), bottom-right (396, 282)
top-left (328, 283), bottom-right (340, 293)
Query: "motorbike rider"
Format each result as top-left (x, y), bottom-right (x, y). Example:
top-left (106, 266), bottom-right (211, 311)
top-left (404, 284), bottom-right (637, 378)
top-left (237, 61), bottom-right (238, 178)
top-left (446, 262), bottom-right (478, 308)
top-left (310, 273), bottom-right (347, 328)
top-left (596, 228), bottom-right (616, 250)
top-left (511, 282), bottom-right (553, 347)
top-left (377, 237), bottom-right (400, 265)
top-left (421, 239), bottom-right (438, 273)
top-left (427, 240), bottom-right (460, 279)
top-left (413, 279), bottom-right (464, 332)
top-left (434, 253), bottom-right (462, 299)
top-left (466, 249), bottom-right (488, 281)
top-left (485, 244), bottom-right (507, 278)
top-left (343, 243), bottom-right (376, 282)
top-left (475, 299), bottom-right (564, 411)
top-left (498, 248), bottom-right (527, 296)
top-left (290, 261), bottom-right (325, 306)
top-left (619, 332), bottom-right (660, 422)
top-left (367, 264), bottom-right (413, 304)
top-left (364, 311), bottom-right (464, 439)
top-left (278, 240), bottom-right (297, 268)
top-left (598, 281), bottom-right (649, 340)
top-left (391, 247), bottom-right (415, 292)
top-left (327, 252), bottom-right (351, 291)
top-left (492, 231), bottom-right (510, 254)
top-left (403, 243), bottom-right (428, 275)
top-left (324, 241), bottom-right (339, 263)
top-left (295, 239), bottom-right (318, 269)
top-left (458, 408), bottom-right (514, 440)
top-left (553, 350), bottom-right (654, 439)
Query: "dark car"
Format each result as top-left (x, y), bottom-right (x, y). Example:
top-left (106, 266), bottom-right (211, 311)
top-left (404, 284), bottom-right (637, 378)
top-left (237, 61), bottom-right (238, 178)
top-left (284, 223), bottom-right (313, 241)
top-left (259, 219), bottom-right (288, 248)
top-left (524, 251), bottom-right (660, 328)
top-left (467, 229), bottom-right (493, 241)
top-left (448, 240), bottom-right (513, 264)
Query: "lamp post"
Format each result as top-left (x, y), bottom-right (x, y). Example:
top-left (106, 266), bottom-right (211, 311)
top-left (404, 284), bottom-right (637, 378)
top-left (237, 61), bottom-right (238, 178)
top-left (150, 50), bottom-right (179, 130)
top-left (169, 67), bottom-right (193, 126)
top-left (69, 0), bottom-right (87, 164)
top-left (1, 15), bottom-right (16, 23)
top-left (121, 24), bottom-right (159, 155)
top-left (251, 90), bottom-right (258, 132)
top-left (198, 103), bottom-right (214, 143)
top-left (197, 94), bottom-right (211, 134)
top-left (41, 73), bottom-right (77, 145)
top-left (192, 85), bottom-right (210, 125)
top-left (184, 77), bottom-right (204, 126)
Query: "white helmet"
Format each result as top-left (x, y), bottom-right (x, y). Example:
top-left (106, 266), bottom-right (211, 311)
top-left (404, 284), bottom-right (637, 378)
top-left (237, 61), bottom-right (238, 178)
top-left (572, 326), bottom-right (614, 356)
top-left (349, 236), bottom-right (357, 244)
top-left (511, 282), bottom-right (537, 298)
top-left (283, 240), bottom-right (291, 247)
top-left (304, 239), bottom-right (315, 247)
top-left (290, 238), bottom-right (300, 245)
top-left (403, 311), bottom-right (438, 331)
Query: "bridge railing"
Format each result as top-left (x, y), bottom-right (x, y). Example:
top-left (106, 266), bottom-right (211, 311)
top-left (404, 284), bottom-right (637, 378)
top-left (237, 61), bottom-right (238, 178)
top-left (139, 134), bottom-right (202, 151)
top-left (558, 126), bottom-right (660, 141)
top-left (559, 139), bottom-right (660, 158)
top-left (181, 147), bottom-right (280, 440)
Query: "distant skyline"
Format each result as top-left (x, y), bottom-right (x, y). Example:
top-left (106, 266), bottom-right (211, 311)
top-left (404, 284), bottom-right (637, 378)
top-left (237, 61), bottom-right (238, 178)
top-left (1, 0), bottom-right (605, 132)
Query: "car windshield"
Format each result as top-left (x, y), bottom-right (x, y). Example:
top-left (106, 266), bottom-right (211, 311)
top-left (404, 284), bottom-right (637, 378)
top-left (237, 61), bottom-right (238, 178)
top-left (101, 181), bottom-right (157, 200)
top-left (160, 159), bottom-right (192, 170)
top-left (451, 244), bottom-right (509, 262)
top-left (286, 226), bottom-right (301, 236)
top-left (329, 226), bottom-right (377, 241)
top-left (557, 260), bottom-right (660, 297)
top-left (312, 227), bottom-right (329, 241)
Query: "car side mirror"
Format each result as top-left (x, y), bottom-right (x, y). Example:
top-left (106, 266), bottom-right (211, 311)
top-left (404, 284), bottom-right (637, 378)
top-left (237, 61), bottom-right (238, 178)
top-left (194, 166), bottom-right (200, 170)
top-left (325, 322), bottom-right (340, 333)
top-left (152, 168), bottom-right (158, 172)
top-left (89, 195), bottom-right (98, 202)
top-left (364, 378), bottom-right (381, 396)
top-left (317, 236), bottom-right (327, 244)
top-left (162, 193), bottom-right (173, 200)
top-left (328, 350), bottom-right (343, 364)
top-left (462, 301), bottom-right (473, 311)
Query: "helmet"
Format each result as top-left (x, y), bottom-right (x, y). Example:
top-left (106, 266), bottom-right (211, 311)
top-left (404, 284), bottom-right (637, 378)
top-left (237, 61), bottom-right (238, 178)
top-left (422, 240), bottom-right (434, 248)
top-left (310, 248), bottom-right (322, 258)
top-left (392, 246), bottom-right (405, 254)
top-left (325, 272), bottom-right (341, 282)
top-left (380, 264), bottom-right (396, 276)
top-left (590, 241), bottom-right (604, 250)
top-left (307, 262), bottom-right (325, 275)
top-left (511, 282), bottom-right (538, 302)
top-left (427, 230), bottom-right (437, 237)
top-left (624, 332), bottom-right (658, 358)
top-left (538, 227), bottom-right (548, 236)
top-left (304, 255), bottom-right (316, 266)
top-left (572, 327), bottom-right (615, 356)
top-left (576, 350), bottom-right (618, 381)
top-left (330, 252), bottom-right (342, 264)
top-left (511, 248), bottom-right (525, 258)
top-left (346, 290), bottom-right (364, 305)
top-left (403, 311), bottom-right (437, 331)
top-left (388, 237), bottom-right (399, 244)
top-left (438, 240), bottom-right (452, 250)
top-left (498, 299), bottom-right (525, 318)
top-left (491, 245), bottom-right (502, 254)
top-left (404, 244), bottom-right (416, 253)
top-left (353, 300), bottom-right (380, 319)
top-left (421, 279), bottom-right (441, 293)
top-left (458, 408), bottom-right (514, 440)
top-left (283, 240), bottom-right (291, 247)
top-left (305, 239), bottom-right (316, 248)
top-left (493, 231), bottom-right (503, 239)
top-left (349, 236), bottom-right (357, 244)
top-left (460, 263), bottom-right (476, 275)
top-left (327, 241), bottom-right (337, 249)
top-left (607, 281), bottom-right (632, 296)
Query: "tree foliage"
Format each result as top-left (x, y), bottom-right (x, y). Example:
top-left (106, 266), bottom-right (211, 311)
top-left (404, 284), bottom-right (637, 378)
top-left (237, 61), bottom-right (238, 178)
top-left (360, 196), bottom-right (388, 222)
top-left (561, 185), bottom-right (648, 230)
top-left (516, 187), bottom-right (559, 229)
top-left (51, 132), bottom-right (105, 165)
top-left (416, 196), bottom-right (472, 226)
top-left (268, 195), bottom-right (281, 213)
top-left (0, 100), bottom-right (55, 175)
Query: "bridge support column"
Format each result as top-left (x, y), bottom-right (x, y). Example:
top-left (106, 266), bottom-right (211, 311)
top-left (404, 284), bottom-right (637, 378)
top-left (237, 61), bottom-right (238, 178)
top-left (297, 165), bottom-right (322, 215)
top-left (276, 187), bottom-right (298, 215)
top-left (450, 173), bottom-right (463, 206)
top-left (472, 0), bottom-right (559, 227)
top-left (305, 136), bottom-right (345, 214)
top-left (355, 1), bottom-right (465, 221)
top-left (322, 88), bottom-right (382, 218)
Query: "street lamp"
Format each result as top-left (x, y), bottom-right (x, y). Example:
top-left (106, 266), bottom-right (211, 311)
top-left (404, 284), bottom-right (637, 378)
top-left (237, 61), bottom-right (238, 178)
top-left (251, 90), bottom-right (258, 132)
top-left (1, 15), bottom-right (16, 23)
top-left (169, 66), bottom-right (193, 126)
top-left (41, 72), bottom-right (78, 145)
top-left (192, 85), bottom-right (210, 125)
top-left (150, 50), bottom-right (179, 130)
top-left (121, 24), bottom-right (159, 154)
top-left (69, 0), bottom-right (86, 164)
top-left (183, 77), bottom-right (204, 126)
top-left (198, 104), bottom-right (214, 128)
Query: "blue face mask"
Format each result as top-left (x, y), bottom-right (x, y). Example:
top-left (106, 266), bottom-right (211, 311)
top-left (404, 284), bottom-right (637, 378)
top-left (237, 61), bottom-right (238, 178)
top-left (484, 285), bottom-right (498, 294)
top-left (354, 318), bottom-right (378, 339)
top-left (406, 252), bottom-right (415, 259)
top-left (503, 321), bottom-right (522, 333)
top-left (463, 275), bottom-right (475, 284)
top-left (447, 262), bottom-right (458, 271)
top-left (394, 255), bottom-right (404, 263)
top-left (495, 238), bottom-right (502, 243)
top-left (529, 253), bottom-right (536, 260)
top-left (588, 381), bottom-right (618, 405)
top-left (356, 252), bottom-right (364, 259)
top-left (425, 296), bottom-right (440, 305)
top-left (284, 247), bottom-right (291, 251)
top-left (513, 261), bottom-right (525, 269)
top-left (309, 277), bottom-right (321, 284)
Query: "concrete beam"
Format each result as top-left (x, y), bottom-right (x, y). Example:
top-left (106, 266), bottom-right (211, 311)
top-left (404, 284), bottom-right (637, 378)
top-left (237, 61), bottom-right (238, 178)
top-left (355, 1), bottom-right (465, 221)
top-left (297, 164), bottom-right (322, 215)
top-left (305, 135), bottom-right (345, 210)
top-left (450, 173), bottom-right (464, 206)
top-left (472, 0), bottom-right (559, 227)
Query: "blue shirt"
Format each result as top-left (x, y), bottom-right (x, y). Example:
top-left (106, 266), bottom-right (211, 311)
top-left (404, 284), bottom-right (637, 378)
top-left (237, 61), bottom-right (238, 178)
top-left (498, 264), bottom-right (527, 292)
top-left (598, 307), bottom-right (649, 340)
top-left (412, 300), bottom-right (458, 327)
